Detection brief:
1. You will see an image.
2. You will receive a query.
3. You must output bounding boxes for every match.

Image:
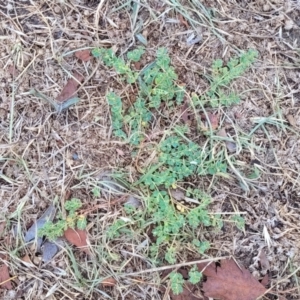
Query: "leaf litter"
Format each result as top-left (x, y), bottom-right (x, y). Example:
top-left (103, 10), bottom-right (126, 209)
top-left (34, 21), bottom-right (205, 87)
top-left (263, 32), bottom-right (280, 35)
top-left (24, 204), bottom-right (90, 262)
top-left (24, 204), bottom-right (56, 250)
top-left (166, 258), bottom-right (269, 300)
top-left (0, 263), bottom-right (12, 290)
top-left (64, 228), bottom-right (90, 255)
top-left (75, 49), bottom-right (92, 62)
top-left (197, 258), bottom-right (267, 300)
top-left (2, 0), bottom-right (300, 298)
top-left (56, 71), bottom-right (84, 102)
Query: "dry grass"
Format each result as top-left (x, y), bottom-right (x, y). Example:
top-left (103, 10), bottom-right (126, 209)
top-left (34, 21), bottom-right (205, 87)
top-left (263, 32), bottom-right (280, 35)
top-left (1, 0), bottom-right (300, 299)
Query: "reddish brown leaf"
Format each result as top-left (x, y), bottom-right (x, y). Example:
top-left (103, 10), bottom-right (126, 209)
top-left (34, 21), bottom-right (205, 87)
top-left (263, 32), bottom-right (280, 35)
top-left (64, 228), bottom-right (90, 255)
top-left (0, 264), bottom-right (13, 290)
top-left (197, 259), bottom-right (266, 300)
top-left (56, 71), bottom-right (84, 102)
top-left (178, 14), bottom-right (189, 28)
top-left (100, 277), bottom-right (117, 287)
top-left (133, 61), bottom-right (142, 70)
top-left (75, 50), bottom-right (91, 62)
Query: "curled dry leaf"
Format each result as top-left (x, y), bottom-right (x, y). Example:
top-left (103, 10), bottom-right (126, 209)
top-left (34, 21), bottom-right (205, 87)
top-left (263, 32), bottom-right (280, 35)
top-left (56, 71), bottom-right (84, 102)
top-left (197, 259), bottom-right (266, 300)
top-left (64, 228), bottom-right (90, 255)
top-left (178, 14), bottom-right (189, 28)
top-left (100, 277), bottom-right (117, 287)
top-left (75, 50), bottom-right (91, 62)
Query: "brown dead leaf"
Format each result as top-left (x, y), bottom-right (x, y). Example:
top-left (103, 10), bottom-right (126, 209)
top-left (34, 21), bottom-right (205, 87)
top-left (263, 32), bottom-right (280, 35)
top-left (216, 127), bottom-right (227, 138)
top-left (75, 50), bottom-right (91, 62)
top-left (100, 277), bottom-right (117, 287)
top-left (198, 259), bottom-right (266, 300)
top-left (217, 128), bottom-right (236, 153)
top-left (260, 273), bottom-right (269, 287)
top-left (21, 254), bottom-right (34, 267)
top-left (180, 101), bottom-right (191, 122)
top-left (56, 71), bottom-right (84, 102)
top-left (133, 61), bottom-right (142, 70)
top-left (178, 14), bottom-right (189, 28)
top-left (286, 114), bottom-right (296, 127)
top-left (170, 189), bottom-right (185, 201)
top-left (64, 228), bottom-right (90, 255)
top-left (0, 264), bottom-right (13, 290)
top-left (258, 249), bottom-right (270, 271)
top-left (207, 113), bottom-right (219, 130)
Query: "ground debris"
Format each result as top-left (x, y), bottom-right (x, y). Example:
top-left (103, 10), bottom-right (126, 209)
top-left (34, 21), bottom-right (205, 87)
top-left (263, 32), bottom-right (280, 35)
top-left (0, 256), bottom-right (13, 290)
top-left (56, 71), bottom-right (84, 102)
top-left (197, 259), bottom-right (267, 300)
top-left (75, 49), bottom-right (91, 62)
top-left (64, 228), bottom-right (90, 255)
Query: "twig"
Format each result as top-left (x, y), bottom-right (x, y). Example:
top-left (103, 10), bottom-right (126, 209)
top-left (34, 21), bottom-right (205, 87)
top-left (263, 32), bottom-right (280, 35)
top-left (79, 195), bottom-right (128, 216)
top-left (121, 256), bottom-right (230, 277)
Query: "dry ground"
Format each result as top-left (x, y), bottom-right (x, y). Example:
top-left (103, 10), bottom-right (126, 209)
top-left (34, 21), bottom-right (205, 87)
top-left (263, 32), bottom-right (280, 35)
top-left (1, 0), bottom-right (300, 299)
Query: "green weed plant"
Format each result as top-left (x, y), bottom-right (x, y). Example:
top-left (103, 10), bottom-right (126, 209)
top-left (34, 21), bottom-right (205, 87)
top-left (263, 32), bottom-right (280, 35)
top-left (91, 46), bottom-right (257, 294)
top-left (39, 198), bottom-right (87, 240)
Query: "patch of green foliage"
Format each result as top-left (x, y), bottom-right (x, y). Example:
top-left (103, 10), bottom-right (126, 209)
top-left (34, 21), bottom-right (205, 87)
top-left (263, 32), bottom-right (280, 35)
top-left (170, 272), bottom-right (185, 295)
top-left (188, 266), bottom-right (203, 284)
top-left (138, 135), bottom-right (228, 190)
top-left (92, 47), bottom-right (184, 145)
top-left (169, 267), bottom-right (202, 295)
top-left (39, 198), bottom-right (87, 240)
top-left (197, 49), bottom-right (258, 107)
top-left (91, 46), bottom-right (256, 294)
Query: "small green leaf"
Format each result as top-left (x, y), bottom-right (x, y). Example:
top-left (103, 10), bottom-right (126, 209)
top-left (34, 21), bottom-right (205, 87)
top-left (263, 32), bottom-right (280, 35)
top-left (231, 215), bottom-right (245, 231)
top-left (170, 272), bottom-right (184, 295)
top-left (165, 247), bottom-right (177, 264)
top-left (65, 198), bottom-right (82, 212)
top-left (188, 266), bottom-right (202, 284)
top-left (127, 47), bottom-right (145, 62)
top-left (92, 187), bottom-right (101, 197)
